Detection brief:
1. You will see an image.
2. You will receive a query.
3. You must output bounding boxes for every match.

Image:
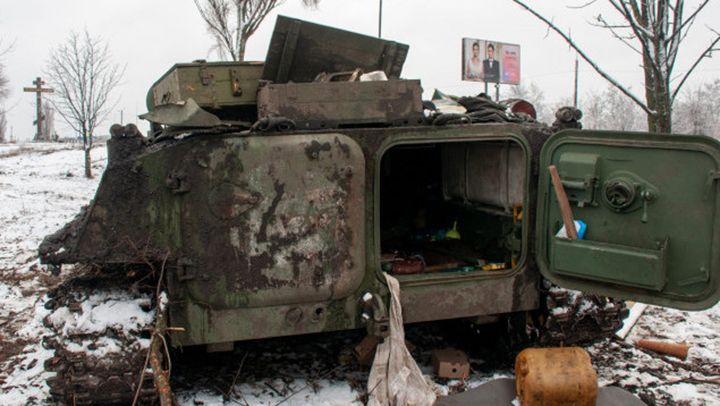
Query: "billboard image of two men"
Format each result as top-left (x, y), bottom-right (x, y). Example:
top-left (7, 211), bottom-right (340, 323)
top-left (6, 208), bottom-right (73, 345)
top-left (462, 38), bottom-right (520, 85)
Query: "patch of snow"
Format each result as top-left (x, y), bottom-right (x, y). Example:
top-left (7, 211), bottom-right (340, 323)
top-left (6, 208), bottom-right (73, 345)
top-left (0, 143), bottom-right (107, 272)
top-left (550, 306), bottom-right (568, 315)
top-left (177, 379), bottom-right (364, 406)
top-left (0, 143), bottom-right (108, 405)
top-left (663, 382), bottom-right (718, 405)
top-left (47, 291), bottom-right (153, 336)
top-left (159, 291), bottom-right (169, 312)
top-left (0, 297), bottom-right (55, 405)
top-left (576, 299), bottom-right (598, 314)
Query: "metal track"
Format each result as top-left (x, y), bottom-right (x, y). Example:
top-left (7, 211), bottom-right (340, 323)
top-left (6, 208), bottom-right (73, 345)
top-left (540, 286), bottom-right (629, 346)
top-left (44, 344), bottom-right (156, 405)
top-left (42, 274), bottom-right (158, 405)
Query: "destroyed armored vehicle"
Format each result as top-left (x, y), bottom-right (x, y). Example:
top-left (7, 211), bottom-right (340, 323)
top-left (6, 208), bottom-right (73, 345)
top-left (40, 16), bottom-right (720, 403)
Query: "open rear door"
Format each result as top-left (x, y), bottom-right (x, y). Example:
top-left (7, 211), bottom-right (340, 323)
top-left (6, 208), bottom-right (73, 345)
top-left (537, 130), bottom-right (720, 310)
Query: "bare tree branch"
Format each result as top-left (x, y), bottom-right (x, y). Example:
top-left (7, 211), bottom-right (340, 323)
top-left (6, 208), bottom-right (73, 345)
top-left (511, 0), bottom-right (653, 115)
top-left (671, 30), bottom-right (720, 102)
top-left (193, 0), bottom-right (320, 61)
top-left (612, 0), bottom-right (663, 76)
top-left (514, 0), bottom-right (718, 133)
top-left (568, 0), bottom-right (600, 9)
top-left (592, 14), bottom-right (643, 55)
top-left (671, 0), bottom-right (708, 39)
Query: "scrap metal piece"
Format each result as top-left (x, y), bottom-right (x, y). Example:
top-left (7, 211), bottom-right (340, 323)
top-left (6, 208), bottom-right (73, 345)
top-left (140, 98), bottom-right (223, 128)
top-left (635, 339), bottom-right (690, 360)
top-left (432, 348), bottom-right (470, 379)
top-left (354, 335), bottom-right (380, 367)
top-left (314, 69), bottom-right (364, 83)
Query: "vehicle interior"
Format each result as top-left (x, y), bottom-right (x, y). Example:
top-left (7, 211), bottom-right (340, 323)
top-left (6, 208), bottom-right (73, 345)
top-left (379, 140), bottom-right (527, 276)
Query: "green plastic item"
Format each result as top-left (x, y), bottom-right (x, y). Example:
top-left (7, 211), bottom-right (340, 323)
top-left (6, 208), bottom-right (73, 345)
top-left (445, 221), bottom-right (461, 240)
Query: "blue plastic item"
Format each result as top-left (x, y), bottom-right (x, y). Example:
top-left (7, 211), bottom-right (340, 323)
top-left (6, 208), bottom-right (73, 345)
top-left (556, 220), bottom-right (587, 240)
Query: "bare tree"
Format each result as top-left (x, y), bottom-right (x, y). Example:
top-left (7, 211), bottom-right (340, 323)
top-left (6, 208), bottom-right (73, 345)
top-left (582, 86), bottom-right (646, 131)
top-left (0, 40), bottom-right (11, 143)
top-left (512, 0), bottom-right (720, 133)
top-left (505, 82), bottom-right (552, 123)
top-left (673, 79), bottom-right (720, 137)
top-left (45, 30), bottom-right (124, 178)
top-left (193, 0), bottom-right (319, 61)
top-left (0, 110), bottom-right (7, 143)
top-left (0, 40), bottom-right (10, 102)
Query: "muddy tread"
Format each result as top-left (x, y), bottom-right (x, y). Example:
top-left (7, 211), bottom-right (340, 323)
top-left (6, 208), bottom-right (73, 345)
top-left (42, 273), bottom-right (158, 405)
top-left (541, 287), bottom-right (629, 346)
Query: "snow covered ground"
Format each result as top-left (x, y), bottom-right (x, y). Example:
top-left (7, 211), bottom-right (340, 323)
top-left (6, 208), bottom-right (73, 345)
top-left (0, 142), bottom-right (718, 405)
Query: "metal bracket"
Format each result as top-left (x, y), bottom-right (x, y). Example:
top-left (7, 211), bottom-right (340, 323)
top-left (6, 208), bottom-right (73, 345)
top-left (177, 258), bottom-right (196, 281)
top-left (230, 69), bottom-right (243, 97)
top-left (165, 170), bottom-right (190, 194)
top-left (199, 65), bottom-right (212, 86)
top-left (360, 292), bottom-right (389, 338)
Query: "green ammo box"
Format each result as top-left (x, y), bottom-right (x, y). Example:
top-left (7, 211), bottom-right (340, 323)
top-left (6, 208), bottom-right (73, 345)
top-left (258, 16), bottom-right (424, 129)
top-left (147, 60), bottom-right (263, 122)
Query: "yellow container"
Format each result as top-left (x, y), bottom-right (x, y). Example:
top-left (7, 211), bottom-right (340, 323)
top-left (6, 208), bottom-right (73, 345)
top-left (515, 347), bottom-right (597, 406)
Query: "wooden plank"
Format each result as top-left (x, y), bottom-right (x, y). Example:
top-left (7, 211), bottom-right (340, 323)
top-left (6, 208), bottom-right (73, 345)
top-left (549, 165), bottom-right (578, 240)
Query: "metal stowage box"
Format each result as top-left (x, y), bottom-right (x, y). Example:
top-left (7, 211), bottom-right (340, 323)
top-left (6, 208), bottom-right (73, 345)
top-left (258, 15), bottom-right (423, 129)
top-left (263, 16), bottom-right (409, 84)
top-left (148, 61), bottom-right (263, 120)
top-left (257, 80), bottom-right (424, 129)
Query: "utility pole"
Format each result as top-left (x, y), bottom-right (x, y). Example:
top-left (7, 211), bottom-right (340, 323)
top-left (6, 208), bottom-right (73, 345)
top-left (378, 0), bottom-right (383, 38)
top-left (23, 77), bottom-right (54, 142)
top-left (573, 54), bottom-right (579, 108)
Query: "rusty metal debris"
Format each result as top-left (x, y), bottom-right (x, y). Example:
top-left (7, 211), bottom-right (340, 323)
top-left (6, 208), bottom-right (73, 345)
top-left (354, 335), bottom-right (380, 367)
top-left (635, 339), bottom-right (690, 360)
top-left (432, 348), bottom-right (470, 380)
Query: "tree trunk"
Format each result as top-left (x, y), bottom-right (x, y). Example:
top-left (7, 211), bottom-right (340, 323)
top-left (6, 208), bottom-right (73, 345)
top-left (642, 54), bottom-right (658, 133)
top-left (83, 130), bottom-right (93, 179)
top-left (84, 147), bottom-right (92, 178)
top-left (654, 80), bottom-right (672, 134)
top-left (237, 35), bottom-right (247, 62)
top-left (650, 30), bottom-right (672, 134)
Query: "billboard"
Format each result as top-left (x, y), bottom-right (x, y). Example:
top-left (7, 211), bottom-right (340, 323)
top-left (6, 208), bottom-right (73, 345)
top-left (462, 38), bottom-right (521, 85)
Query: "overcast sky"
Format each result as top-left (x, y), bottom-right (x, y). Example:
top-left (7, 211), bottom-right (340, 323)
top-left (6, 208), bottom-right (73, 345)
top-left (2, 0), bottom-right (719, 141)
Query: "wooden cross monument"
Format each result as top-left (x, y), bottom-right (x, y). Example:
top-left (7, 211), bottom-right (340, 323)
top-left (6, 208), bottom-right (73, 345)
top-left (23, 77), bottom-right (54, 141)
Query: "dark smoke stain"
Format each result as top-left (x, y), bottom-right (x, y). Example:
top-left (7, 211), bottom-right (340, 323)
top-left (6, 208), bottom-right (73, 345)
top-left (333, 136), bottom-right (351, 158)
top-left (257, 180), bottom-right (285, 243)
top-left (304, 140), bottom-right (332, 160)
top-left (249, 251), bottom-right (275, 273)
